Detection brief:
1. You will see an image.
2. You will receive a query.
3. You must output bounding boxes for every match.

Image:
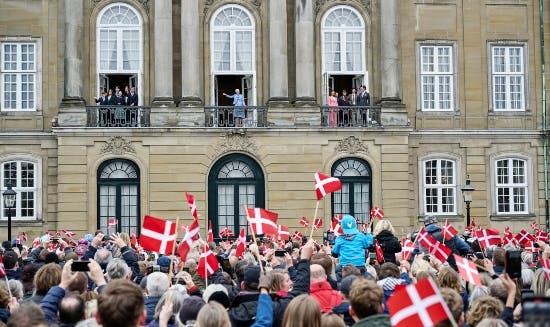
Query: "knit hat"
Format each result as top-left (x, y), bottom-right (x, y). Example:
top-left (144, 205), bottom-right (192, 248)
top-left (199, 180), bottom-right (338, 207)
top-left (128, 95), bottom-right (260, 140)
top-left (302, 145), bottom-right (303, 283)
top-left (341, 215), bottom-right (359, 235)
top-left (424, 215), bottom-right (438, 226)
top-left (244, 265), bottom-right (261, 289)
top-left (178, 296), bottom-right (205, 324)
top-left (157, 256), bottom-right (171, 268)
top-left (340, 275), bottom-right (358, 297)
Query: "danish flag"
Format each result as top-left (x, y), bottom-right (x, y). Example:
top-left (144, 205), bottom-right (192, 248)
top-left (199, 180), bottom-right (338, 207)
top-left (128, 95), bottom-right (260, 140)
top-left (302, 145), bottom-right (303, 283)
top-left (277, 225), bottom-right (290, 241)
top-left (207, 221), bottom-right (213, 243)
top-left (186, 193), bottom-right (198, 220)
top-left (197, 244), bottom-right (219, 279)
top-left (333, 214), bottom-right (343, 222)
top-left (375, 240), bottom-right (385, 263)
top-left (177, 218), bottom-right (200, 261)
top-left (313, 217), bottom-right (323, 230)
top-left (524, 241), bottom-right (538, 253)
top-left (140, 216), bottom-right (177, 255)
top-left (293, 231), bottom-right (303, 241)
top-left (108, 218), bottom-right (117, 228)
top-left (219, 227), bottom-right (234, 238)
top-left (401, 238), bottom-right (415, 261)
top-left (531, 221), bottom-right (539, 230)
top-left (62, 229), bottom-right (76, 238)
top-left (299, 217), bottom-right (309, 228)
top-left (235, 228), bottom-right (247, 258)
top-left (387, 278), bottom-right (453, 327)
top-left (246, 207), bottom-right (278, 236)
top-left (503, 226), bottom-right (518, 245)
top-left (475, 228), bottom-right (501, 249)
top-left (417, 228), bottom-right (438, 249)
top-left (370, 207), bottom-right (384, 220)
top-left (442, 220), bottom-right (458, 241)
top-left (454, 254), bottom-right (482, 287)
top-left (536, 229), bottom-right (549, 243)
top-left (428, 241), bottom-right (452, 263)
top-left (515, 229), bottom-right (535, 245)
top-left (541, 258), bottom-right (550, 281)
top-left (330, 219), bottom-right (343, 237)
top-left (314, 172), bottom-right (342, 200)
top-left (32, 237), bottom-right (41, 250)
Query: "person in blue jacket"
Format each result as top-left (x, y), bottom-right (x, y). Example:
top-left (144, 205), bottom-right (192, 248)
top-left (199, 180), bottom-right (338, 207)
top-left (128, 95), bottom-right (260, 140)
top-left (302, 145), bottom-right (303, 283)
top-left (332, 214), bottom-right (374, 280)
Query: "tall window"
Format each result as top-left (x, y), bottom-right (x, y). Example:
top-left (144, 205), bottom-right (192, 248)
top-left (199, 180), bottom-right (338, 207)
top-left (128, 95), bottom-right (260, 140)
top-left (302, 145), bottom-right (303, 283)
top-left (495, 158), bottom-right (527, 214)
top-left (423, 159), bottom-right (457, 215)
top-left (208, 154), bottom-right (264, 238)
top-left (97, 4), bottom-right (141, 72)
top-left (97, 159), bottom-right (140, 235)
top-left (211, 5), bottom-right (254, 72)
top-left (1, 159), bottom-right (38, 220)
top-left (1, 42), bottom-right (37, 111)
top-left (491, 44), bottom-right (525, 111)
top-left (332, 158), bottom-right (371, 223)
top-left (419, 44), bottom-right (454, 111)
top-left (322, 6), bottom-right (364, 73)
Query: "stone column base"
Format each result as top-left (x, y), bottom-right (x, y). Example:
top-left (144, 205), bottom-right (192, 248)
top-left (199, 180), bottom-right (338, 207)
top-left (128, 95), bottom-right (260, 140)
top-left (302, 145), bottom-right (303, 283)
top-left (57, 97), bottom-right (87, 127)
top-left (179, 96), bottom-right (203, 107)
top-left (268, 106), bottom-right (321, 126)
top-left (294, 97), bottom-right (318, 107)
top-left (150, 105), bottom-right (205, 127)
top-left (380, 99), bottom-right (408, 127)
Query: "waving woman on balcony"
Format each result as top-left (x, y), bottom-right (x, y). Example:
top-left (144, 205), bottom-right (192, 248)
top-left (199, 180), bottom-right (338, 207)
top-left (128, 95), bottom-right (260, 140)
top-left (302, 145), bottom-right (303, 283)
top-left (328, 90), bottom-right (338, 127)
top-left (223, 89), bottom-right (246, 127)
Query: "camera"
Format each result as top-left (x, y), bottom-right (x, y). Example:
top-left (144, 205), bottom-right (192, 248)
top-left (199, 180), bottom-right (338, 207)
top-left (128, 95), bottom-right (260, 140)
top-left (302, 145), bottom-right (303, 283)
top-left (323, 231), bottom-right (335, 245)
top-left (505, 250), bottom-right (522, 279)
top-left (72, 260), bottom-right (90, 271)
top-left (274, 250), bottom-right (287, 257)
top-left (368, 252), bottom-right (377, 264)
top-left (171, 277), bottom-right (186, 285)
top-left (147, 265), bottom-right (161, 274)
top-left (522, 296), bottom-right (550, 324)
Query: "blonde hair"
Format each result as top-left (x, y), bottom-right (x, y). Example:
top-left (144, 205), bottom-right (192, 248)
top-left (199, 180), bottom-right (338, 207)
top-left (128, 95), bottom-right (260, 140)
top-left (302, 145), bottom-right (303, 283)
top-left (437, 267), bottom-right (462, 294)
top-left (269, 269), bottom-right (290, 292)
top-left (531, 268), bottom-right (550, 296)
top-left (373, 219), bottom-right (396, 236)
top-left (467, 296), bottom-right (503, 327)
top-left (195, 301), bottom-right (231, 327)
top-left (321, 313), bottom-right (345, 327)
top-left (282, 294), bottom-right (321, 327)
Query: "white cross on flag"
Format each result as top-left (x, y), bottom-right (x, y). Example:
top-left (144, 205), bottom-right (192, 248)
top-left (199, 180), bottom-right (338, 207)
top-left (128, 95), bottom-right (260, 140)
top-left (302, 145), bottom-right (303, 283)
top-left (401, 238), bottom-right (415, 261)
top-left (313, 217), bottom-right (323, 230)
top-left (197, 244), bottom-right (219, 279)
top-left (388, 278), bottom-right (453, 327)
top-left (330, 219), bottom-right (344, 237)
top-left (475, 228), bottom-right (501, 249)
top-left (515, 229), bottom-right (535, 245)
top-left (370, 206), bottom-right (384, 220)
top-left (454, 254), bottom-right (482, 287)
top-left (442, 220), bottom-right (458, 241)
top-left (141, 215), bottom-right (177, 255)
top-left (541, 258), bottom-right (550, 281)
top-left (277, 225), bottom-right (290, 241)
top-left (293, 230), bottom-right (303, 241)
top-left (62, 229), bottom-right (76, 238)
top-left (220, 227), bottom-right (234, 238)
top-left (531, 221), bottom-right (539, 230)
top-left (235, 228), bottom-right (247, 258)
top-left (524, 240), bottom-right (538, 253)
top-left (177, 218), bottom-right (200, 261)
top-left (246, 207), bottom-right (278, 236)
top-left (299, 217), bottom-right (309, 228)
top-left (417, 228), bottom-right (438, 249)
top-left (186, 193), bottom-right (198, 220)
top-left (428, 241), bottom-right (452, 263)
top-left (314, 172), bottom-right (342, 200)
top-left (536, 229), bottom-right (549, 243)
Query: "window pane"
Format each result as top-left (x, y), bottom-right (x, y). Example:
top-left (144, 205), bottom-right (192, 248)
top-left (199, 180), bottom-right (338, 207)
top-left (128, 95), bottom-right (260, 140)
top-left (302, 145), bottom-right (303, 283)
top-left (324, 32), bottom-right (341, 71)
top-left (495, 158), bottom-right (527, 214)
top-left (213, 31), bottom-right (230, 71)
top-left (437, 47), bottom-right (451, 73)
top-left (422, 76), bottom-right (435, 110)
top-left (422, 47), bottom-right (434, 72)
top-left (122, 30), bottom-right (139, 70)
top-left (235, 31), bottom-right (252, 71)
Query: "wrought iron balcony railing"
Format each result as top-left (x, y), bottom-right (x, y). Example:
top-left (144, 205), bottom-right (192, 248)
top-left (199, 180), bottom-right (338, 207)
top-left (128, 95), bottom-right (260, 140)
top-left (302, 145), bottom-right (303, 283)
top-left (320, 106), bottom-right (382, 127)
top-left (204, 106), bottom-right (268, 127)
top-left (86, 106), bottom-right (150, 127)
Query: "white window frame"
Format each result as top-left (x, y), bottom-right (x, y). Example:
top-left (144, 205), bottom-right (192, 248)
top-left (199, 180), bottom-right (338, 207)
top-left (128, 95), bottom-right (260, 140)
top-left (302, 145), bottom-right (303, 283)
top-left (420, 156), bottom-right (459, 215)
top-left (416, 41), bottom-right (457, 112)
top-left (1, 38), bottom-right (42, 112)
top-left (493, 156), bottom-right (529, 215)
top-left (489, 42), bottom-right (527, 111)
top-left (0, 154), bottom-right (41, 221)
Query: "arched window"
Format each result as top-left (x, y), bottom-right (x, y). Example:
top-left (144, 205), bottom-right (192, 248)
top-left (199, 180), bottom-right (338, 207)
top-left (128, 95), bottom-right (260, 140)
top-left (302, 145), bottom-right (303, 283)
top-left (208, 154), bottom-right (264, 238)
top-left (210, 5), bottom-right (256, 105)
top-left (331, 158), bottom-right (371, 223)
top-left (97, 159), bottom-right (140, 235)
top-left (96, 3), bottom-right (142, 102)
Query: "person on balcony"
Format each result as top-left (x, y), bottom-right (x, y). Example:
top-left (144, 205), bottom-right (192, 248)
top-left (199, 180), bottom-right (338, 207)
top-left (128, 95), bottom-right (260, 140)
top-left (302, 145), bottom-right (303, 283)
top-left (338, 89), bottom-right (351, 126)
top-left (115, 90), bottom-right (126, 106)
top-left (126, 87), bottom-right (138, 106)
top-left (107, 89), bottom-right (117, 105)
top-left (358, 85), bottom-right (371, 125)
top-left (95, 89), bottom-right (108, 105)
top-left (223, 89), bottom-right (246, 127)
top-left (327, 90), bottom-right (338, 127)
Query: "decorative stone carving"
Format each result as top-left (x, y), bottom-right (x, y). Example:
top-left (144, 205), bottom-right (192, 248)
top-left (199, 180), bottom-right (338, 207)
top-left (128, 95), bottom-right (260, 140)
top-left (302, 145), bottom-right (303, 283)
top-left (101, 136), bottom-right (136, 155)
top-left (203, 0), bottom-right (261, 15)
top-left (315, 0), bottom-right (371, 15)
top-left (335, 136), bottom-right (368, 154)
top-left (91, 0), bottom-right (150, 14)
top-left (213, 131), bottom-right (258, 157)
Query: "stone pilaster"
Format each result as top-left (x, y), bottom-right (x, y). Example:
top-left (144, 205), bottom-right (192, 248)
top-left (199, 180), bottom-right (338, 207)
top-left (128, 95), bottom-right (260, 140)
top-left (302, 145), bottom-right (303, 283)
top-left (294, 0), bottom-right (316, 106)
top-left (380, 0), bottom-right (401, 102)
top-left (180, 0), bottom-right (202, 105)
top-left (268, 0), bottom-right (289, 105)
top-left (152, 0), bottom-right (174, 106)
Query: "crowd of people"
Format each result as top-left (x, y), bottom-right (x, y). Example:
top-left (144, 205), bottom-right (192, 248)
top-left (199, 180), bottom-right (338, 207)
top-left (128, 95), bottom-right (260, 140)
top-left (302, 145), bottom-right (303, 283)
top-left (0, 214), bottom-right (549, 327)
top-left (95, 85), bottom-right (138, 106)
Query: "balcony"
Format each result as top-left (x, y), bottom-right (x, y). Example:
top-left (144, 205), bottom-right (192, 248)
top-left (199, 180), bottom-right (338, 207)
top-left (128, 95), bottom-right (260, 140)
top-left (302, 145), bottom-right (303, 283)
top-left (86, 106), bottom-right (150, 127)
top-left (320, 106), bottom-right (382, 127)
top-left (204, 106), bottom-right (268, 127)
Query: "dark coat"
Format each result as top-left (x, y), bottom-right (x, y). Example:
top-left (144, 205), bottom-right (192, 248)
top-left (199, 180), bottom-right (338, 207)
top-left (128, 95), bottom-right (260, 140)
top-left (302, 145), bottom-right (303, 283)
top-left (127, 93), bottom-right (138, 106)
top-left (375, 230), bottom-right (402, 264)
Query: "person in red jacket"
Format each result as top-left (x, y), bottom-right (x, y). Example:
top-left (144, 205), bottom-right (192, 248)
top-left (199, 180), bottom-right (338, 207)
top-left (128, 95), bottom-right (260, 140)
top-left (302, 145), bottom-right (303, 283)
top-left (309, 263), bottom-right (343, 312)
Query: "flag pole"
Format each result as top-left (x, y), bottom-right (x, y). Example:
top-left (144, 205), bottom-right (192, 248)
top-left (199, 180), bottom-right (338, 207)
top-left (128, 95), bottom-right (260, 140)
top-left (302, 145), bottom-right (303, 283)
top-left (168, 216), bottom-right (180, 285)
top-left (204, 242), bottom-right (208, 288)
top-left (406, 227), bottom-right (422, 261)
top-left (309, 201), bottom-right (320, 239)
top-left (3, 275), bottom-right (12, 298)
top-left (244, 205), bottom-right (264, 273)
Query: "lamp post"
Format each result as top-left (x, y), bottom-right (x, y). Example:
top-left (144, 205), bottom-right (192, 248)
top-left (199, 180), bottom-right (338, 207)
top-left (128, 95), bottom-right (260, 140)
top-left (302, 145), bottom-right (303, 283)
top-left (461, 175), bottom-right (475, 228)
top-left (3, 181), bottom-right (17, 242)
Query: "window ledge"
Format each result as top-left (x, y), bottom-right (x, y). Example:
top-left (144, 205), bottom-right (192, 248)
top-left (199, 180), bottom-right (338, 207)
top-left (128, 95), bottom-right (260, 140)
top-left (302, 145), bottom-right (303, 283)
top-left (417, 215), bottom-right (464, 223)
top-left (489, 214), bottom-right (535, 221)
top-left (0, 220), bottom-right (44, 227)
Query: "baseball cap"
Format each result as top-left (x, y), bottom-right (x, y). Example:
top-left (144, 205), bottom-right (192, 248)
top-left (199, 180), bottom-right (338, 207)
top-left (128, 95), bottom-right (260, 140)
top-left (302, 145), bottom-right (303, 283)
top-left (341, 215), bottom-right (359, 235)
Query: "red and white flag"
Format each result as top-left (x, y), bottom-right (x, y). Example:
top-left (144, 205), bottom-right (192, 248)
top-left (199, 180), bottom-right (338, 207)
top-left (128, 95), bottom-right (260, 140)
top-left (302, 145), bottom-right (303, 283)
top-left (140, 215), bottom-right (177, 255)
top-left (536, 229), bottom-right (549, 243)
top-left (503, 226), bottom-right (518, 246)
top-left (531, 221), bottom-right (539, 230)
top-left (454, 254), bottom-right (482, 287)
top-left (220, 227), bottom-right (234, 238)
top-left (108, 218), bottom-right (117, 228)
top-left (475, 228), bottom-right (501, 249)
top-left (235, 228), bottom-right (247, 258)
top-left (197, 244), bottom-right (219, 279)
top-left (333, 214), bottom-right (343, 222)
top-left (370, 207), bottom-right (384, 220)
top-left (0, 256), bottom-right (5, 278)
top-left (32, 237), bottom-right (41, 250)
top-left (207, 221), bottom-right (214, 243)
top-left (130, 230), bottom-right (137, 247)
top-left (62, 229), bottom-right (76, 238)
top-left (417, 228), bottom-right (438, 249)
top-left (246, 207), bottom-right (278, 236)
top-left (177, 218), bottom-right (200, 261)
top-left (277, 225), bottom-right (290, 241)
top-left (299, 217), bottom-right (309, 228)
top-left (313, 217), bottom-right (323, 230)
top-left (330, 219), bottom-right (344, 237)
top-left (375, 240), bottom-right (385, 263)
top-left (429, 241), bottom-right (452, 263)
top-left (541, 258), bottom-right (550, 281)
top-left (515, 229), bottom-right (535, 245)
top-left (442, 220), bottom-right (458, 241)
top-left (387, 278), bottom-right (453, 327)
top-left (524, 241), bottom-right (539, 253)
top-left (401, 238), bottom-right (415, 261)
top-left (314, 172), bottom-right (342, 200)
top-left (186, 193), bottom-right (198, 220)
top-left (293, 231), bottom-right (303, 241)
